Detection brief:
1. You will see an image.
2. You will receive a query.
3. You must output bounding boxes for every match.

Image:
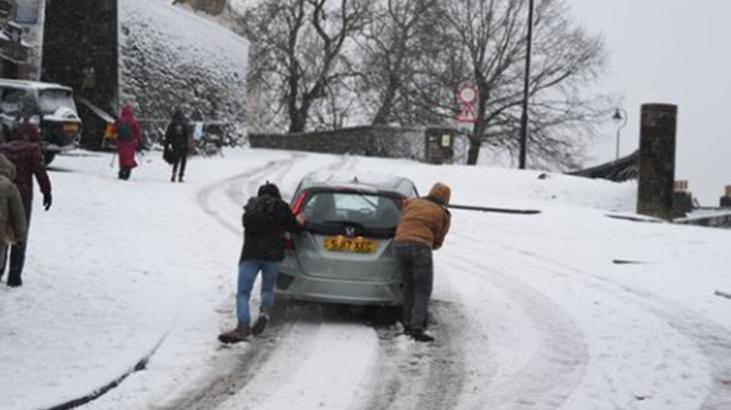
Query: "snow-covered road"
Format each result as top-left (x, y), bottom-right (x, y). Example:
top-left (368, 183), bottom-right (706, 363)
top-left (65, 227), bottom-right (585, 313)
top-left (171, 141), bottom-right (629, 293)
top-left (1, 149), bottom-right (730, 410)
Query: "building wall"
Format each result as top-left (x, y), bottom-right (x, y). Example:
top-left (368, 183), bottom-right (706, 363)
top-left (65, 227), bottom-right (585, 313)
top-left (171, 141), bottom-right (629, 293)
top-left (42, 0), bottom-right (118, 147)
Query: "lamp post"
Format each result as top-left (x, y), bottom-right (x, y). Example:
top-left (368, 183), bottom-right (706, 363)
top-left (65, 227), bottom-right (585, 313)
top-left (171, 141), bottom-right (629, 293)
top-left (518, 0), bottom-right (534, 169)
top-left (612, 108), bottom-right (628, 159)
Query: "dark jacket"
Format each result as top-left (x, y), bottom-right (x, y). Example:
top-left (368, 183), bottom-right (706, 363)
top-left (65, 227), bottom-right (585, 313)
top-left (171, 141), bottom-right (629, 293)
top-left (0, 123), bottom-right (51, 203)
top-left (163, 111), bottom-right (189, 156)
top-left (239, 194), bottom-right (301, 262)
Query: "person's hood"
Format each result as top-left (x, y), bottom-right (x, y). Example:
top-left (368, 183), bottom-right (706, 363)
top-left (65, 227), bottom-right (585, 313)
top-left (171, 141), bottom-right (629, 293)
top-left (257, 182), bottom-right (281, 199)
top-left (0, 153), bottom-right (16, 180)
top-left (120, 104), bottom-right (135, 121)
top-left (172, 109), bottom-right (185, 122)
top-left (10, 122), bottom-right (40, 143)
top-left (427, 182), bottom-right (451, 205)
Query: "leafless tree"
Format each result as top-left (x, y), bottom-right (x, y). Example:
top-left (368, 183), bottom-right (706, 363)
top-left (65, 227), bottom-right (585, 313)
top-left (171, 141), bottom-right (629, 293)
top-left (354, 0), bottom-right (610, 168)
top-left (239, 0), bottom-right (372, 133)
top-left (352, 0), bottom-right (440, 125)
top-left (438, 0), bottom-right (610, 167)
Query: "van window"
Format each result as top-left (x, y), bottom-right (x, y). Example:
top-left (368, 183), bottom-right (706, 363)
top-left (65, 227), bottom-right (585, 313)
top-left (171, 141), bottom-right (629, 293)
top-left (0, 88), bottom-right (30, 116)
top-left (39, 89), bottom-right (76, 115)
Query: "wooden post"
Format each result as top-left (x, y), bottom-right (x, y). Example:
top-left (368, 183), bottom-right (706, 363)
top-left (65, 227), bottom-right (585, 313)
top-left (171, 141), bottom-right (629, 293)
top-left (637, 104), bottom-right (678, 220)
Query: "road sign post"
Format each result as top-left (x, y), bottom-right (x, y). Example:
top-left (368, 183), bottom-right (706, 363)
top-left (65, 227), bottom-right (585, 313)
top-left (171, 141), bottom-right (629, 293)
top-left (456, 81), bottom-right (478, 134)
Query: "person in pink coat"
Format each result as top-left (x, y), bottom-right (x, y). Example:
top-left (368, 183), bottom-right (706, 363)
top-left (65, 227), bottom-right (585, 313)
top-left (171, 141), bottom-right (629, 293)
top-left (113, 104), bottom-right (143, 180)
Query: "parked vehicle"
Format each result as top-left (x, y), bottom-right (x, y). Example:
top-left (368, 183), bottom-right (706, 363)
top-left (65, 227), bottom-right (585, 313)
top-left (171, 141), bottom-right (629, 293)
top-left (0, 79), bottom-right (82, 164)
top-left (277, 172), bottom-right (419, 321)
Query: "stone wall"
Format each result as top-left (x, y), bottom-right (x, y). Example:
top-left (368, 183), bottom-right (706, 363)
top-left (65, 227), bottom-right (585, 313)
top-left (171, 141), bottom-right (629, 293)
top-left (249, 126), bottom-right (468, 163)
top-left (118, 0), bottom-right (247, 145)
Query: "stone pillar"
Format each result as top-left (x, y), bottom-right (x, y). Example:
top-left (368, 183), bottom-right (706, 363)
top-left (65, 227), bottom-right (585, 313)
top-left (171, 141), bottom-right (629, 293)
top-left (721, 186), bottom-right (731, 208)
top-left (637, 104), bottom-right (678, 220)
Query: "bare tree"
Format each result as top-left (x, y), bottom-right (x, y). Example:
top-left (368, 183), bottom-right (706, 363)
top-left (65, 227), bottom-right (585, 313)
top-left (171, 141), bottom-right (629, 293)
top-left (439, 0), bottom-right (610, 167)
top-left (239, 0), bottom-right (371, 133)
top-left (354, 0), bottom-right (610, 168)
top-left (352, 0), bottom-right (440, 125)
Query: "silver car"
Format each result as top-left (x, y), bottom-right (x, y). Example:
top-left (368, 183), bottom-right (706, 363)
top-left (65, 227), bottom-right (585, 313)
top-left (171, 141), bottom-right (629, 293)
top-left (276, 172), bottom-right (419, 314)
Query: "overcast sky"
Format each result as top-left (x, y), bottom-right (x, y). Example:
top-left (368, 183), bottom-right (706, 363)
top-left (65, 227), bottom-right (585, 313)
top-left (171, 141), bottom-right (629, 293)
top-left (567, 0), bottom-right (731, 205)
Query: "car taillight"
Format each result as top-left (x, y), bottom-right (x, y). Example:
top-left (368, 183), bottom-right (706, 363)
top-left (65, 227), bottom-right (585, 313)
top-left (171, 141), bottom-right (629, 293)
top-left (291, 191), bottom-right (309, 214)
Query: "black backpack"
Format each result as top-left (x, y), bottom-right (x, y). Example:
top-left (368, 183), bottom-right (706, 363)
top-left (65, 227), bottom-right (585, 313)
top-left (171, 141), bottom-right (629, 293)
top-left (243, 196), bottom-right (277, 235)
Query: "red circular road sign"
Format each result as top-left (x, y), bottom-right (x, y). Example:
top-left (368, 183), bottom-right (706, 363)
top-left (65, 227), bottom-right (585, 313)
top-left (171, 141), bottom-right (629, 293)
top-left (457, 81), bottom-right (478, 104)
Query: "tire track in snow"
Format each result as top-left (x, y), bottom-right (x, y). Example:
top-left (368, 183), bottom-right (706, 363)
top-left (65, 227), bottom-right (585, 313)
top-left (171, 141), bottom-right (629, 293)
top-left (161, 155), bottom-right (307, 410)
top-left (359, 298), bottom-right (468, 410)
top-left (174, 153), bottom-right (368, 409)
top-left (441, 245), bottom-right (590, 410)
top-left (493, 243), bottom-right (731, 409)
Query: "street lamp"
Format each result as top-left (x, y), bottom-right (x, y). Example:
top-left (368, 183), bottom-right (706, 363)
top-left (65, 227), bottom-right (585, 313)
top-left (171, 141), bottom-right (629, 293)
top-left (612, 108), bottom-right (628, 159)
top-left (518, 0), bottom-right (534, 169)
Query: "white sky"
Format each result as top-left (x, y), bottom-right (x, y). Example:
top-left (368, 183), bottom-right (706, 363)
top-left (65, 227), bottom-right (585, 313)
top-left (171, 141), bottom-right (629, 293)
top-left (568, 0), bottom-right (731, 205)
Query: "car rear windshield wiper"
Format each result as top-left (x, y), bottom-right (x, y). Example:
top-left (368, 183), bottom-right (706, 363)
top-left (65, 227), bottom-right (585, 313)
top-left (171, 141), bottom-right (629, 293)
top-left (321, 220), bottom-right (366, 229)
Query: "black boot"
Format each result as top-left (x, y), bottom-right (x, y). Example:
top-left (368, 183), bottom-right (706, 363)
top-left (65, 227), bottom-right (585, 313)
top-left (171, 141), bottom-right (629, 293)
top-left (251, 307), bottom-right (271, 336)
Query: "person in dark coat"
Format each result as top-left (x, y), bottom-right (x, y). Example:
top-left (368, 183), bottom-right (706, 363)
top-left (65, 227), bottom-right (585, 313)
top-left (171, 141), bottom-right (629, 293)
top-left (0, 122), bottom-right (52, 287)
top-left (394, 182), bottom-right (451, 342)
top-left (163, 109), bottom-right (189, 182)
top-left (218, 182), bottom-right (305, 344)
top-left (113, 104), bottom-right (143, 180)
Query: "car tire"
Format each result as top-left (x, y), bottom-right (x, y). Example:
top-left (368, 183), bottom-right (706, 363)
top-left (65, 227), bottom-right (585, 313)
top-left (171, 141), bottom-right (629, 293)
top-left (369, 305), bottom-right (402, 327)
top-left (43, 151), bottom-right (57, 165)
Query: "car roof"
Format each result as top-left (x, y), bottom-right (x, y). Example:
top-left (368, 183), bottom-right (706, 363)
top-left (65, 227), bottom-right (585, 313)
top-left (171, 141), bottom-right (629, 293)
top-left (299, 172), bottom-right (418, 197)
top-left (0, 79), bottom-right (73, 93)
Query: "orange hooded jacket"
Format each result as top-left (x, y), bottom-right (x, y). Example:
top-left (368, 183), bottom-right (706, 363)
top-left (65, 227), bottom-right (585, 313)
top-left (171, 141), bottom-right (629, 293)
top-left (394, 182), bottom-right (451, 250)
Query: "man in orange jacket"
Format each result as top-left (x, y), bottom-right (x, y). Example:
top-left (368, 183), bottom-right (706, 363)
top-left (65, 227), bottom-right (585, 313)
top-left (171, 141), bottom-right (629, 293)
top-left (393, 182), bottom-right (451, 342)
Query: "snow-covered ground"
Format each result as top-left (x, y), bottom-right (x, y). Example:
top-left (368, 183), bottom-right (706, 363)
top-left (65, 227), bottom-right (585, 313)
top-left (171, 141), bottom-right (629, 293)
top-left (1, 148), bottom-right (730, 410)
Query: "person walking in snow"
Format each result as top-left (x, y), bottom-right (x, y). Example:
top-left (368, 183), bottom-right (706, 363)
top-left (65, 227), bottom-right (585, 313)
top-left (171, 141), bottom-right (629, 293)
top-left (162, 109), bottom-right (190, 182)
top-left (219, 182), bottom-right (305, 344)
top-left (394, 182), bottom-right (451, 342)
top-left (0, 153), bottom-right (27, 287)
top-left (113, 104), bottom-right (143, 180)
top-left (0, 122), bottom-right (51, 288)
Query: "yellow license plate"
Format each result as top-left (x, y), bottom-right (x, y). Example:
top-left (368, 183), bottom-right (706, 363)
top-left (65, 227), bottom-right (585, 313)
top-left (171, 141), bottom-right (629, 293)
top-left (323, 236), bottom-right (376, 254)
top-left (63, 123), bottom-right (79, 133)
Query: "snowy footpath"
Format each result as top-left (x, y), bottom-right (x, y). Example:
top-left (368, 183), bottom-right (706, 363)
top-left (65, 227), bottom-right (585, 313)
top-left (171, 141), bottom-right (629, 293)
top-left (1, 148), bottom-right (730, 410)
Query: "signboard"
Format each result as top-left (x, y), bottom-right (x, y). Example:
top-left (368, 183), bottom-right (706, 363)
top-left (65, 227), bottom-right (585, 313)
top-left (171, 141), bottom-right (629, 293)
top-left (456, 80), bottom-right (479, 134)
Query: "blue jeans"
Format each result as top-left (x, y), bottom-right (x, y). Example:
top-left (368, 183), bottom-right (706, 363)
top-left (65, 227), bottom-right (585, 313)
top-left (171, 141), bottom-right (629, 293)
top-left (237, 259), bottom-right (281, 327)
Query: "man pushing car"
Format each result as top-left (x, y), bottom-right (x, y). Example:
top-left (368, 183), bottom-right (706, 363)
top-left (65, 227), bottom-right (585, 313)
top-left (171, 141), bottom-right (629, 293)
top-left (394, 182), bottom-right (451, 342)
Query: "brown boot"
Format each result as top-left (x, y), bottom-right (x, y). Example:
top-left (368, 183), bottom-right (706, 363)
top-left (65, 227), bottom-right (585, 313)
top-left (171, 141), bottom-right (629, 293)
top-left (218, 326), bottom-right (250, 344)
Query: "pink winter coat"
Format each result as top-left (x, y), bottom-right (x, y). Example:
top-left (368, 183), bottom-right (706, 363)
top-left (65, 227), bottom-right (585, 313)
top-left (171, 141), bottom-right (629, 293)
top-left (114, 105), bottom-right (143, 169)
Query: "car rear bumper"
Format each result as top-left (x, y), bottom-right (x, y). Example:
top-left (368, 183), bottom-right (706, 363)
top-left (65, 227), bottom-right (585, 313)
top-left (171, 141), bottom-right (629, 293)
top-left (275, 271), bottom-right (403, 306)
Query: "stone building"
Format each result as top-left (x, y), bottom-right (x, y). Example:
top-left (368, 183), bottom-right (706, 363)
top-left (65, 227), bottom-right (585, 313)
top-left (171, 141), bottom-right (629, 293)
top-left (0, 0), bottom-right (44, 79)
top-left (42, 0), bottom-right (248, 148)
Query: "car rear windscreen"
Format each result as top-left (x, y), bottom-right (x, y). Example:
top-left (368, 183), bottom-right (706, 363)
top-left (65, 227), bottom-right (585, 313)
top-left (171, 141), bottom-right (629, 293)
top-left (302, 191), bottom-right (402, 230)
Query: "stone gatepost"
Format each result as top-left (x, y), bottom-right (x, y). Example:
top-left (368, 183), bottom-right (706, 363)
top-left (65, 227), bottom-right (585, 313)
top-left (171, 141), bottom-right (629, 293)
top-left (721, 186), bottom-right (731, 208)
top-left (637, 104), bottom-right (678, 220)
